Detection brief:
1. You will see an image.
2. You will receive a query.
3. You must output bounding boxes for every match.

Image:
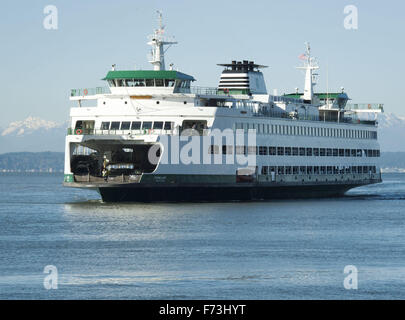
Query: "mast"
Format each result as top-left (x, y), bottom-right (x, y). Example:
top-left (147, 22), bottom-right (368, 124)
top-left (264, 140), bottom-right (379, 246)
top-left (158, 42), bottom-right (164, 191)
top-left (297, 42), bottom-right (319, 103)
top-left (147, 11), bottom-right (177, 71)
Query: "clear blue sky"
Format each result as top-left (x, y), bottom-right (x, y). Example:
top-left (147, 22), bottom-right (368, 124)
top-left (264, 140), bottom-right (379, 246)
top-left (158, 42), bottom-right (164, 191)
top-left (1, 0), bottom-right (404, 127)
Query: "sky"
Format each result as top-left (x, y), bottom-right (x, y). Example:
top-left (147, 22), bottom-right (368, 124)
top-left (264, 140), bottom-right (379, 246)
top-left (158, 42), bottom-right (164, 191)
top-left (0, 0), bottom-right (404, 127)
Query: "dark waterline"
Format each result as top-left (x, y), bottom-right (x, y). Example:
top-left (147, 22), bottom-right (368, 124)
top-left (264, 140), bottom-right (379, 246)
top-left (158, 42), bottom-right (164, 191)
top-left (0, 172), bottom-right (404, 299)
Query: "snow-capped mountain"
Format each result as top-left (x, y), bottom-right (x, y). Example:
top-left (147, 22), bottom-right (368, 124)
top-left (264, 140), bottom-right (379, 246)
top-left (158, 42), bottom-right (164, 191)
top-left (0, 117), bottom-right (67, 153)
top-left (1, 116), bottom-right (63, 137)
top-left (377, 113), bottom-right (405, 152)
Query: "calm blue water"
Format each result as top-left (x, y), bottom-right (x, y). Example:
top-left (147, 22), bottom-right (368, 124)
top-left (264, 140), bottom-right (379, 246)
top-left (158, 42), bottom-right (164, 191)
top-left (0, 172), bottom-right (404, 299)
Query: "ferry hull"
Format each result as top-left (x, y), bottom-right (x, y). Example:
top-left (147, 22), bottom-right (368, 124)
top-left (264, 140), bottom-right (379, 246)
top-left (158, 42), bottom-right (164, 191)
top-left (97, 182), bottom-right (377, 202)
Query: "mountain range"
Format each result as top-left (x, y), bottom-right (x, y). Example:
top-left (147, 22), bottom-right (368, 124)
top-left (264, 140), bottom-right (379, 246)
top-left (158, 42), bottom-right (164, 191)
top-left (0, 113), bottom-right (405, 153)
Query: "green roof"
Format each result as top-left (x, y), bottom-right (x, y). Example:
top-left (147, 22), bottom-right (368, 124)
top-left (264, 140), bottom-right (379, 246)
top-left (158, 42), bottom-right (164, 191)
top-left (284, 92), bottom-right (349, 100)
top-left (102, 70), bottom-right (195, 81)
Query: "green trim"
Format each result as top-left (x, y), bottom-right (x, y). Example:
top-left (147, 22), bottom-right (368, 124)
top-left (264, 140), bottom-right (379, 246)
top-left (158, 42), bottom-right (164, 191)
top-left (102, 70), bottom-right (195, 81)
top-left (284, 92), bottom-right (349, 100)
top-left (64, 174), bottom-right (74, 183)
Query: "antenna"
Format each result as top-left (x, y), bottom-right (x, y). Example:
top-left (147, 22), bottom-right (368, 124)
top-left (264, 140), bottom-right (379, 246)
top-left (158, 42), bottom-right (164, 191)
top-left (147, 11), bottom-right (177, 71)
top-left (296, 42), bottom-right (319, 102)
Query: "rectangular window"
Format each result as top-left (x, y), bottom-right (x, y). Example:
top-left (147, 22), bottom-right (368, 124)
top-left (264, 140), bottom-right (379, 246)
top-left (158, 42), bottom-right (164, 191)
top-left (300, 166), bottom-right (306, 174)
top-left (142, 121), bottom-right (152, 130)
top-left (277, 147), bottom-right (285, 156)
top-left (292, 147), bottom-right (299, 156)
top-left (155, 79), bottom-right (164, 87)
top-left (209, 145), bottom-right (219, 154)
top-left (222, 145), bottom-right (233, 154)
top-left (259, 146), bottom-right (268, 155)
top-left (153, 121), bottom-right (164, 130)
top-left (333, 149), bottom-right (338, 157)
top-left (299, 147), bottom-right (306, 156)
top-left (314, 166), bottom-right (320, 174)
top-left (236, 146), bottom-right (246, 155)
top-left (351, 149), bottom-right (357, 157)
top-left (164, 122), bottom-right (173, 130)
top-left (320, 148), bottom-right (326, 156)
top-left (293, 166), bottom-right (299, 175)
top-left (269, 146), bottom-right (277, 155)
top-left (278, 166), bottom-right (285, 175)
top-left (285, 166), bottom-right (292, 174)
top-left (307, 166), bottom-right (313, 174)
top-left (326, 148), bottom-right (332, 157)
top-left (134, 79), bottom-right (145, 86)
top-left (120, 121), bottom-right (131, 130)
top-left (145, 79), bottom-right (154, 86)
top-left (261, 166), bottom-right (268, 175)
top-left (339, 149), bottom-right (345, 157)
top-left (131, 121), bottom-right (141, 130)
top-left (345, 149), bottom-right (351, 157)
top-left (248, 146), bottom-right (257, 155)
top-left (285, 147), bottom-right (292, 156)
top-left (101, 122), bottom-right (110, 130)
top-left (306, 148), bottom-right (312, 156)
top-left (164, 79), bottom-right (175, 87)
top-left (313, 148), bottom-right (319, 156)
top-left (110, 121), bottom-right (120, 130)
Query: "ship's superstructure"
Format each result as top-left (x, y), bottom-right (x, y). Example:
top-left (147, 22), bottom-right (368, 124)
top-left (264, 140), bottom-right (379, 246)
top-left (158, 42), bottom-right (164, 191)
top-left (64, 14), bottom-right (383, 202)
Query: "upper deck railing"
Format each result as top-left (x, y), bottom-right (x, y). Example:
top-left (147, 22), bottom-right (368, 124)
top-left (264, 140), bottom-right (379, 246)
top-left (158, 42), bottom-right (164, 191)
top-left (70, 87), bottom-right (111, 97)
top-left (345, 103), bottom-right (384, 112)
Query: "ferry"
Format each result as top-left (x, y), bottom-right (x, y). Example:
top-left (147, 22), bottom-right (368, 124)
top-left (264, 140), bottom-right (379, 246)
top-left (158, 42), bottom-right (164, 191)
top-left (63, 13), bottom-right (383, 202)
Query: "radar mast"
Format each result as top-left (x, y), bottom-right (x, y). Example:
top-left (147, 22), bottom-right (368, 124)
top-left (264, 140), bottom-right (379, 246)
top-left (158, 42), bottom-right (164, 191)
top-left (147, 11), bottom-right (177, 71)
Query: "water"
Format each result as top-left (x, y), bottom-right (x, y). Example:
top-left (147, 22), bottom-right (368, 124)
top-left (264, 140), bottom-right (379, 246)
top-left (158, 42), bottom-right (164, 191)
top-left (0, 172), bottom-right (404, 299)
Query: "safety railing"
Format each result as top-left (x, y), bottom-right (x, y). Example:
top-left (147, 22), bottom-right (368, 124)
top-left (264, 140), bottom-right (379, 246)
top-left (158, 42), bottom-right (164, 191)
top-left (345, 103), bottom-right (384, 112)
top-left (70, 86), bottom-right (111, 97)
top-left (175, 86), bottom-right (250, 95)
top-left (68, 128), bottom-right (176, 136)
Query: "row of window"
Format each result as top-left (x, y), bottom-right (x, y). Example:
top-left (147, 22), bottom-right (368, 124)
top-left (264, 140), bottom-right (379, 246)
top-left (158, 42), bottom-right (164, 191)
top-left (210, 146), bottom-right (380, 158)
top-left (234, 122), bottom-right (377, 140)
top-left (261, 165), bottom-right (378, 175)
top-left (100, 121), bottom-right (174, 131)
top-left (107, 79), bottom-right (191, 88)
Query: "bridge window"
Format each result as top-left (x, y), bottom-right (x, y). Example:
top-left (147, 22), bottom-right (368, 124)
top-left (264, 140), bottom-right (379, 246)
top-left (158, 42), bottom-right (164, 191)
top-left (165, 79), bottom-right (175, 87)
top-left (145, 79), bottom-right (154, 87)
top-left (134, 79), bottom-right (145, 86)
